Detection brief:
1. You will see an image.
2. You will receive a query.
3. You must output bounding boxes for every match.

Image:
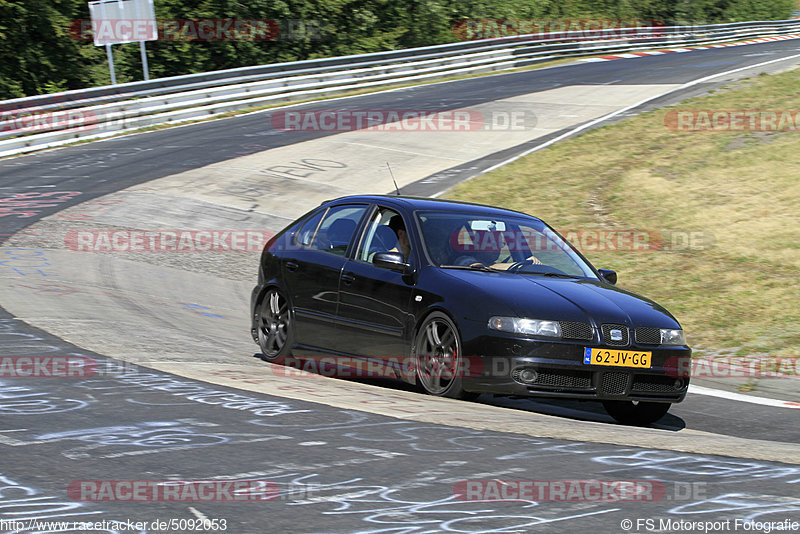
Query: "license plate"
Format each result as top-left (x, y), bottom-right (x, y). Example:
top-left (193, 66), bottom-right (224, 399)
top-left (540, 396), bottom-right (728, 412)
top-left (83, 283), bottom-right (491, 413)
top-left (584, 348), bottom-right (652, 368)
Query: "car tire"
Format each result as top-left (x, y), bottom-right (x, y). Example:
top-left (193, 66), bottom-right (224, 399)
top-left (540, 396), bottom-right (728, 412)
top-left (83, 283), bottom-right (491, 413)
top-left (413, 312), bottom-right (477, 400)
top-left (256, 288), bottom-right (292, 364)
top-left (602, 400), bottom-right (671, 425)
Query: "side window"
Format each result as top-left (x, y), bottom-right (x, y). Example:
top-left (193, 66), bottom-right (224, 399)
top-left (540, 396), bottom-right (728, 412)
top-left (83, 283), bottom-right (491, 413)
top-left (308, 205), bottom-right (368, 256)
top-left (294, 209), bottom-right (326, 247)
top-left (356, 208), bottom-right (410, 263)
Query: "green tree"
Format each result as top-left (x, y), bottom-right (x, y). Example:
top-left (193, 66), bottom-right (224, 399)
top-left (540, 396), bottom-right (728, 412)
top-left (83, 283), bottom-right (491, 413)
top-left (0, 0), bottom-right (794, 100)
top-left (0, 0), bottom-right (104, 98)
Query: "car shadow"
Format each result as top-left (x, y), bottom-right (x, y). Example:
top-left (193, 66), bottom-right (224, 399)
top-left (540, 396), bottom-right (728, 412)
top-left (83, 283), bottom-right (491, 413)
top-left (476, 395), bottom-right (686, 431)
top-left (254, 354), bottom-right (686, 430)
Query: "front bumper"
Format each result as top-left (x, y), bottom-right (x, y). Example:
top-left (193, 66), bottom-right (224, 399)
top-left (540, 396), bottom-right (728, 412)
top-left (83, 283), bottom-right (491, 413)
top-left (461, 334), bottom-right (691, 403)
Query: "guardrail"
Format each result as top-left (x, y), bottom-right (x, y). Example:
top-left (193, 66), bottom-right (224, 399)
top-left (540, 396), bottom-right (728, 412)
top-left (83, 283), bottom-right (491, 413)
top-left (2, 19), bottom-right (800, 158)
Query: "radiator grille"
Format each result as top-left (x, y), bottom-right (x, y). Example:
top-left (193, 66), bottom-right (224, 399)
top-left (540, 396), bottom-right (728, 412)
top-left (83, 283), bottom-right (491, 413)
top-left (559, 321), bottom-right (593, 341)
top-left (601, 324), bottom-right (629, 346)
top-left (632, 374), bottom-right (682, 393)
top-left (537, 370), bottom-right (592, 388)
top-left (602, 372), bottom-right (629, 395)
top-left (635, 327), bottom-right (661, 345)
top-left (512, 368), bottom-right (592, 389)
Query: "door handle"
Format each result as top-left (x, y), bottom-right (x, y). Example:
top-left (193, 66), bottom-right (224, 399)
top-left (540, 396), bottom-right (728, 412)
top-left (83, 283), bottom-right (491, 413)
top-left (286, 261), bottom-right (299, 272)
top-left (341, 273), bottom-right (355, 285)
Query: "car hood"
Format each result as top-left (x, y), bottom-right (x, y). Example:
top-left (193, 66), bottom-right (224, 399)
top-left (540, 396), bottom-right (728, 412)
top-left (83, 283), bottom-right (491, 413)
top-left (441, 270), bottom-right (680, 328)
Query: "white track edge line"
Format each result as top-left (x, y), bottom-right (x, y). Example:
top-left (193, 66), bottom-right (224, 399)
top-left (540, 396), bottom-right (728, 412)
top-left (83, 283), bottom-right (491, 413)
top-left (689, 384), bottom-right (800, 409)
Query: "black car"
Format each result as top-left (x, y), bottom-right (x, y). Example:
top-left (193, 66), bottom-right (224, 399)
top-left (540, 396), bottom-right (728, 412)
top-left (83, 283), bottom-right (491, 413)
top-left (251, 195), bottom-right (691, 425)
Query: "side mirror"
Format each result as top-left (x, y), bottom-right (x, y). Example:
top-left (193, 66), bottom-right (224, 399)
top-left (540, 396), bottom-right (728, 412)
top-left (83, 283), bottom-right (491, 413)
top-left (597, 269), bottom-right (617, 285)
top-left (373, 252), bottom-right (411, 273)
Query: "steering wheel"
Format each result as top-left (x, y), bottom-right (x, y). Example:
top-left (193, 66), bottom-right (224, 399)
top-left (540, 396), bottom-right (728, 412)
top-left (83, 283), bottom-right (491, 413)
top-left (508, 258), bottom-right (535, 272)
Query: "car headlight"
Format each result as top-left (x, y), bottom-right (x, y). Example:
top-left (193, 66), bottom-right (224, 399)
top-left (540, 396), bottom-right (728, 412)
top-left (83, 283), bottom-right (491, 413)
top-left (488, 317), bottom-right (562, 338)
top-left (660, 328), bottom-right (686, 346)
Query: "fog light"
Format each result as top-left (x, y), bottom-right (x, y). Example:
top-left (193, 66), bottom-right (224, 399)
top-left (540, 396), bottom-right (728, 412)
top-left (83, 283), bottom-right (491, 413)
top-left (674, 378), bottom-right (685, 389)
top-left (520, 369), bottom-right (538, 384)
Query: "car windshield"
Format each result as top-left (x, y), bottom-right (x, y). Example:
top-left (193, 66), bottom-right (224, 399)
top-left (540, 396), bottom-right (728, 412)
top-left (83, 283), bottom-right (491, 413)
top-left (416, 211), bottom-right (598, 279)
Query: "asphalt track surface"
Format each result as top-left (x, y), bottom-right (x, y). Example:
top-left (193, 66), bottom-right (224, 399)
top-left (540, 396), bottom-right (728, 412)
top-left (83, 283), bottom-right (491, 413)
top-left (1, 41), bottom-right (800, 533)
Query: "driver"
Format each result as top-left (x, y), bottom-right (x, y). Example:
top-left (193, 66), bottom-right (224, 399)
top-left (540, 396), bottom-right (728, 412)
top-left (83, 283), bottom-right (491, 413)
top-left (454, 230), bottom-right (542, 270)
top-left (455, 253), bottom-right (543, 269)
top-left (388, 215), bottom-right (411, 260)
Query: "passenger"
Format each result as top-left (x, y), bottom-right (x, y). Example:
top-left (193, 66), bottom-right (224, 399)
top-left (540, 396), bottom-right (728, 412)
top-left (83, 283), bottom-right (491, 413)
top-left (388, 215), bottom-right (411, 260)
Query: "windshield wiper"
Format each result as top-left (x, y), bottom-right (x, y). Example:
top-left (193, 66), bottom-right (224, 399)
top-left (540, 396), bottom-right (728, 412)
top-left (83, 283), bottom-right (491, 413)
top-left (440, 264), bottom-right (506, 273)
top-left (538, 272), bottom-right (582, 278)
top-left (514, 270), bottom-right (582, 278)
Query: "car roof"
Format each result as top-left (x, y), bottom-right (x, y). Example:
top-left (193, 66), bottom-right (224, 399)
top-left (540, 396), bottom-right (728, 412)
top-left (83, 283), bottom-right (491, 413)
top-left (324, 194), bottom-right (540, 221)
